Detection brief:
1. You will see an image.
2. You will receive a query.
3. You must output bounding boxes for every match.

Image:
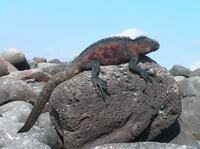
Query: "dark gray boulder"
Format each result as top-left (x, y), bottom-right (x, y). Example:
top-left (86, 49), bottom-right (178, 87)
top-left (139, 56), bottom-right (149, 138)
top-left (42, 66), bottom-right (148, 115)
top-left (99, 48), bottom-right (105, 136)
top-left (49, 57), bottom-right (181, 149)
top-left (169, 64), bottom-right (191, 77)
top-left (1, 48), bottom-right (30, 70)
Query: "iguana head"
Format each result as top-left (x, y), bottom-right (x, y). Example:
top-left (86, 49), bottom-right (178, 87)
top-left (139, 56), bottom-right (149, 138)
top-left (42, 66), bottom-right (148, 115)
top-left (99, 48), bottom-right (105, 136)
top-left (132, 36), bottom-right (159, 55)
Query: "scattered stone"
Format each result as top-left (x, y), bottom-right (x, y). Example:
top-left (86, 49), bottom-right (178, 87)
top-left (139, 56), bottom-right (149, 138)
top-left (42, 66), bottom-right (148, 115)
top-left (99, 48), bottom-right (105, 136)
top-left (48, 58), bottom-right (62, 64)
top-left (154, 118), bottom-right (200, 148)
top-left (178, 77), bottom-right (200, 97)
top-left (10, 69), bottom-right (52, 82)
top-left (174, 76), bottom-right (185, 82)
top-left (190, 68), bottom-right (200, 77)
top-left (27, 81), bottom-right (46, 97)
top-left (49, 57), bottom-right (181, 149)
top-left (3, 136), bottom-right (51, 149)
top-left (91, 142), bottom-right (197, 149)
top-left (0, 55), bottom-right (9, 77)
top-left (33, 57), bottom-right (47, 63)
top-left (169, 64), bottom-right (191, 77)
top-left (0, 101), bottom-right (32, 123)
top-left (1, 48), bottom-right (30, 70)
top-left (0, 101), bottom-right (62, 149)
top-left (37, 62), bottom-right (58, 69)
top-left (172, 118), bottom-right (200, 148)
top-left (0, 79), bottom-right (38, 105)
top-left (39, 63), bottom-right (68, 75)
top-left (28, 60), bottom-right (38, 69)
top-left (27, 126), bottom-right (63, 149)
top-left (181, 96), bottom-right (200, 135)
top-left (36, 112), bottom-right (53, 128)
top-left (4, 60), bottom-right (18, 72)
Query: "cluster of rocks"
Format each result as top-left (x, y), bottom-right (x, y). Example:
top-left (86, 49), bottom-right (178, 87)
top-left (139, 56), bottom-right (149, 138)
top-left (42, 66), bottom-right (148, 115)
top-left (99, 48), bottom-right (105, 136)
top-left (0, 48), bottom-right (199, 149)
top-left (169, 65), bottom-right (200, 147)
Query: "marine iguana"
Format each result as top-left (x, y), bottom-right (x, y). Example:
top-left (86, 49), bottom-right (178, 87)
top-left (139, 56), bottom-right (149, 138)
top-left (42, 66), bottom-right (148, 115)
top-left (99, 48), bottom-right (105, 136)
top-left (18, 36), bottom-right (159, 133)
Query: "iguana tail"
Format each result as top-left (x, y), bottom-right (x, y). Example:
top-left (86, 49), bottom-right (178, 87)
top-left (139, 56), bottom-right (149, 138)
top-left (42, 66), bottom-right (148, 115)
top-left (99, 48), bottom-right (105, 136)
top-left (18, 63), bottom-right (81, 133)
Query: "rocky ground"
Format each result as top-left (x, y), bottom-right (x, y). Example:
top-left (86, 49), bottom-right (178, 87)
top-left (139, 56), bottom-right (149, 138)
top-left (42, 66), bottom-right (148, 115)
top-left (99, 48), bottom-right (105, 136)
top-left (0, 48), bottom-right (199, 149)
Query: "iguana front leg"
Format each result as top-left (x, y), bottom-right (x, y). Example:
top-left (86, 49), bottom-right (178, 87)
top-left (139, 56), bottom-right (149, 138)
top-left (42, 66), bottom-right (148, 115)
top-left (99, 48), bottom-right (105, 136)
top-left (81, 60), bottom-right (110, 100)
top-left (129, 56), bottom-right (154, 82)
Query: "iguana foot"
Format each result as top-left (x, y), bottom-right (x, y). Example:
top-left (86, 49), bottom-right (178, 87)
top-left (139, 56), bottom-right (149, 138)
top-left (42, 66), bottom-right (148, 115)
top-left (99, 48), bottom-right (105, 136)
top-left (140, 70), bottom-right (154, 83)
top-left (92, 78), bottom-right (110, 101)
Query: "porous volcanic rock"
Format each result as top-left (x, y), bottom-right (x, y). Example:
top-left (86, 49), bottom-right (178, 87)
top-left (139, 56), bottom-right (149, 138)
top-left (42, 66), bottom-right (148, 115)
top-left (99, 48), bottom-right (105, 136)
top-left (49, 57), bottom-right (181, 149)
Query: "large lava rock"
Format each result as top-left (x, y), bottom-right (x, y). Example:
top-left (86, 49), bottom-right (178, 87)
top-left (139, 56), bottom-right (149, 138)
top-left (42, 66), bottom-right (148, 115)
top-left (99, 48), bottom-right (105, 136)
top-left (49, 57), bottom-right (181, 149)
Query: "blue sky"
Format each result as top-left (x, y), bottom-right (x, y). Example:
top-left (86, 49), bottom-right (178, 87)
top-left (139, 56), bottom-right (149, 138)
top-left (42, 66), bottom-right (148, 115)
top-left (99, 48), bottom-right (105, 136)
top-left (0, 1), bottom-right (200, 69)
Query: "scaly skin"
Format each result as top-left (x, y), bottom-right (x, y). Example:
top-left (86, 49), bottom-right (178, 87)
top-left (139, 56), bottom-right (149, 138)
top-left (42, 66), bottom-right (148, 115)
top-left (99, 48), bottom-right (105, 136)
top-left (18, 36), bottom-right (159, 133)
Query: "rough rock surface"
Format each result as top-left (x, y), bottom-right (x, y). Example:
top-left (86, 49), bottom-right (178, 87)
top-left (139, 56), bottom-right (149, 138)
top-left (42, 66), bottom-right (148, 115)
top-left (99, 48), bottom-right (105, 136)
top-left (91, 142), bottom-right (197, 149)
top-left (49, 57), bottom-right (181, 149)
top-left (0, 79), bottom-right (38, 105)
top-left (170, 64), bottom-right (191, 77)
top-left (1, 48), bottom-right (30, 70)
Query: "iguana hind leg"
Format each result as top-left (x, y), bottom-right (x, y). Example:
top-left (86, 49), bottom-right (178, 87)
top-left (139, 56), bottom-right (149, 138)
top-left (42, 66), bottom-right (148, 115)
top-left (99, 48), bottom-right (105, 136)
top-left (81, 60), bottom-right (110, 100)
top-left (129, 56), bottom-right (154, 82)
